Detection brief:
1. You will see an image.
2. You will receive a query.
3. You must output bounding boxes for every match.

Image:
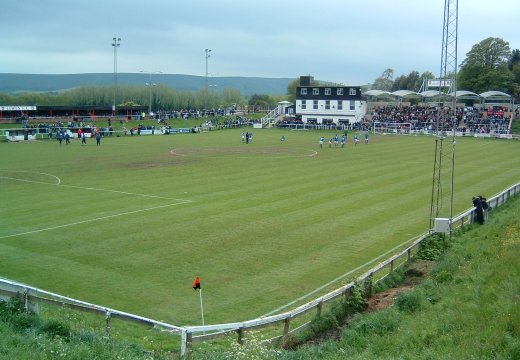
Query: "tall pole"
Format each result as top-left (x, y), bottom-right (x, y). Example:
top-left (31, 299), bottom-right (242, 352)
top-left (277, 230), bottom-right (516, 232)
top-left (429, 0), bottom-right (458, 237)
top-left (112, 37), bottom-right (121, 118)
top-left (205, 48), bottom-right (211, 109)
top-left (140, 70), bottom-right (162, 116)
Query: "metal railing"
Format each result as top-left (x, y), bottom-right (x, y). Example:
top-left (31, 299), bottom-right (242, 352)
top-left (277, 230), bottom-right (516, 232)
top-left (260, 107), bottom-right (280, 127)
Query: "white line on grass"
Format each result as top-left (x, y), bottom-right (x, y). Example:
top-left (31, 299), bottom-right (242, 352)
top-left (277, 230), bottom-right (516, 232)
top-left (260, 234), bottom-right (424, 317)
top-left (57, 183), bottom-right (189, 201)
top-left (0, 170), bottom-right (61, 185)
top-left (2, 172), bottom-right (188, 201)
top-left (0, 201), bottom-right (191, 240)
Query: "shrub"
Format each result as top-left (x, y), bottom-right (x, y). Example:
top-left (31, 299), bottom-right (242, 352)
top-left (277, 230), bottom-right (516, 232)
top-left (346, 309), bottom-right (401, 337)
top-left (41, 319), bottom-right (71, 339)
top-left (310, 312), bottom-right (338, 335)
top-left (395, 289), bottom-right (425, 313)
top-left (0, 298), bottom-right (40, 330)
top-left (416, 233), bottom-right (450, 261)
top-left (373, 269), bottom-right (405, 293)
top-left (345, 284), bottom-right (368, 313)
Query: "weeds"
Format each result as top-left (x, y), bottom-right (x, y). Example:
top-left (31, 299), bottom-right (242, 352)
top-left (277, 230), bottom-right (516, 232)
top-left (415, 233), bottom-right (450, 261)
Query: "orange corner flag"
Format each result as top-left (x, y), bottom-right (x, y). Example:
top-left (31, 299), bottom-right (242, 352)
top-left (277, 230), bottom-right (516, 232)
top-left (193, 276), bottom-right (201, 290)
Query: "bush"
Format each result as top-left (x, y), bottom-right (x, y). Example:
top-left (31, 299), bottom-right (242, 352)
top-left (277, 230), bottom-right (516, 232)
top-left (373, 269), bottom-right (405, 293)
top-left (416, 233), bottom-right (450, 261)
top-left (0, 298), bottom-right (41, 330)
top-left (345, 284), bottom-right (368, 313)
top-left (41, 319), bottom-right (71, 339)
top-left (346, 309), bottom-right (401, 337)
top-left (395, 289), bottom-right (425, 313)
top-left (310, 312), bottom-right (338, 335)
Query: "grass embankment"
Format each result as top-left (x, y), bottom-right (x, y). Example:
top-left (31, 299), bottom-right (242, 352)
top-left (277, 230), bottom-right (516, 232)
top-left (1, 190), bottom-right (518, 359)
top-left (195, 193), bottom-right (520, 359)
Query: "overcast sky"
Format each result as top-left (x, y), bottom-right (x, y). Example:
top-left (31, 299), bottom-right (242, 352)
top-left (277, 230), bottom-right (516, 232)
top-left (1, 0), bottom-right (518, 85)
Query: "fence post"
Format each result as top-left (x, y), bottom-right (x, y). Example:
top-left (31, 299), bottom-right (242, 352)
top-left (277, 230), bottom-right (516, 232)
top-left (365, 273), bottom-right (374, 298)
top-left (283, 317), bottom-right (291, 338)
top-left (237, 327), bottom-right (245, 345)
top-left (343, 285), bottom-right (352, 301)
top-left (390, 259), bottom-right (394, 273)
top-left (316, 301), bottom-right (323, 318)
top-left (105, 310), bottom-right (111, 338)
top-left (23, 288), bottom-right (29, 311)
top-left (180, 330), bottom-right (192, 359)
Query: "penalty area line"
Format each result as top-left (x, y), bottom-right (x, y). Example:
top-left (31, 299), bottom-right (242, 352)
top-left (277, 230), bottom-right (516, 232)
top-left (0, 201), bottom-right (191, 240)
top-left (2, 175), bottom-right (186, 202)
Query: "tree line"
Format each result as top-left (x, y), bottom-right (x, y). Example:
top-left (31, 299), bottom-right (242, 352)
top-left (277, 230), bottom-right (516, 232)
top-left (0, 84), bottom-right (286, 112)
top-left (369, 37), bottom-right (520, 100)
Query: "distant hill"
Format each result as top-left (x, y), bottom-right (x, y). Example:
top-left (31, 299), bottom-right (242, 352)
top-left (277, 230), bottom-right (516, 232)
top-left (0, 73), bottom-right (293, 96)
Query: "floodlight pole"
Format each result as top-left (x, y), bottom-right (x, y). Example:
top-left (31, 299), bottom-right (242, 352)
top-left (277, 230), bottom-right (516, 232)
top-left (140, 70), bottom-right (162, 115)
top-left (430, 0), bottom-right (458, 238)
top-left (112, 37), bottom-right (121, 118)
top-left (205, 48), bottom-right (211, 109)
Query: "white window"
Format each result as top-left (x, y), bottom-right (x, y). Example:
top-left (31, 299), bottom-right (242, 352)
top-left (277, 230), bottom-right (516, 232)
top-left (325, 100), bottom-right (330, 109)
top-left (313, 100), bottom-right (318, 110)
top-left (338, 101), bottom-right (343, 110)
top-left (350, 100), bottom-right (355, 110)
top-left (301, 88), bottom-right (307, 95)
top-left (337, 88), bottom-right (344, 95)
top-left (313, 88), bottom-right (319, 95)
top-left (325, 88), bottom-right (331, 95)
top-left (349, 88), bottom-right (357, 96)
top-left (301, 101), bottom-right (306, 110)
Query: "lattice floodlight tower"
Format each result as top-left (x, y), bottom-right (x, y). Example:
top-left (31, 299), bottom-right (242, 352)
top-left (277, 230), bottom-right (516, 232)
top-left (430, 0), bottom-right (458, 236)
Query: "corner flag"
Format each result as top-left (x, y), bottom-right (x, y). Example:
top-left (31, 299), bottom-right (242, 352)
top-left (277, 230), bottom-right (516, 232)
top-left (193, 277), bottom-right (201, 290)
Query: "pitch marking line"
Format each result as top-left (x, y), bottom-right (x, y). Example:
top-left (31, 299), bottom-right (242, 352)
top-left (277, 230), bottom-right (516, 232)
top-left (1, 170), bottom-right (193, 239)
top-left (1, 172), bottom-right (188, 201)
top-left (0, 201), bottom-right (191, 240)
top-left (57, 183), bottom-right (189, 201)
top-left (0, 170), bottom-right (61, 185)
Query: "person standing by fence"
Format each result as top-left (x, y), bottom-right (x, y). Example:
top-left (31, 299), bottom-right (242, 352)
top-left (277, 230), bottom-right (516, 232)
top-left (472, 196), bottom-right (485, 224)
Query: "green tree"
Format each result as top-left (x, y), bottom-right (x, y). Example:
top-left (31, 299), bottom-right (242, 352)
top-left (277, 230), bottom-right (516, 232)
top-left (248, 93), bottom-right (275, 111)
top-left (458, 37), bottom-right (514, 93)
top-left (372, 68), bottom-right (394, 91)
top-left (508, 49), bottom-right (520, 70)
top-left (418, 71), bottom-right (435, 91)
top-left (391, 71), bottom-right (421, 91)
top-left (222, 88), bottom-right (242, 107)
top-left (286, 78), bottom-right (300, 104)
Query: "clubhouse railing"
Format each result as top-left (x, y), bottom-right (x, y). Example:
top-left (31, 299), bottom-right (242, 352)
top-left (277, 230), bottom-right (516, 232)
top-left (1, 181), bottom-right (519, 358)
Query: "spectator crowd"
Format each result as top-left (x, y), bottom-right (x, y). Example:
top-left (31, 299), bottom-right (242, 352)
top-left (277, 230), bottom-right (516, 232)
top-left (368, 104), bottom-right (511, 134)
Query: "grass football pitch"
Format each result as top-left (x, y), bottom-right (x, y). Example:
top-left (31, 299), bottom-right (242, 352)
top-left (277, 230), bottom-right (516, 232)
top-left (1, 128), bottom-right (519, 326)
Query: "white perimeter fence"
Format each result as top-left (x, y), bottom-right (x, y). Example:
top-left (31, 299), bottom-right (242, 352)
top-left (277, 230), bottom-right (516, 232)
top-left (1, 181), bottom-right (520, 358)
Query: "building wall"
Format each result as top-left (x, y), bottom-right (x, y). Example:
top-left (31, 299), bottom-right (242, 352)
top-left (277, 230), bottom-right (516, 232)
top-left (295, 85), bottom-right (366, 124)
